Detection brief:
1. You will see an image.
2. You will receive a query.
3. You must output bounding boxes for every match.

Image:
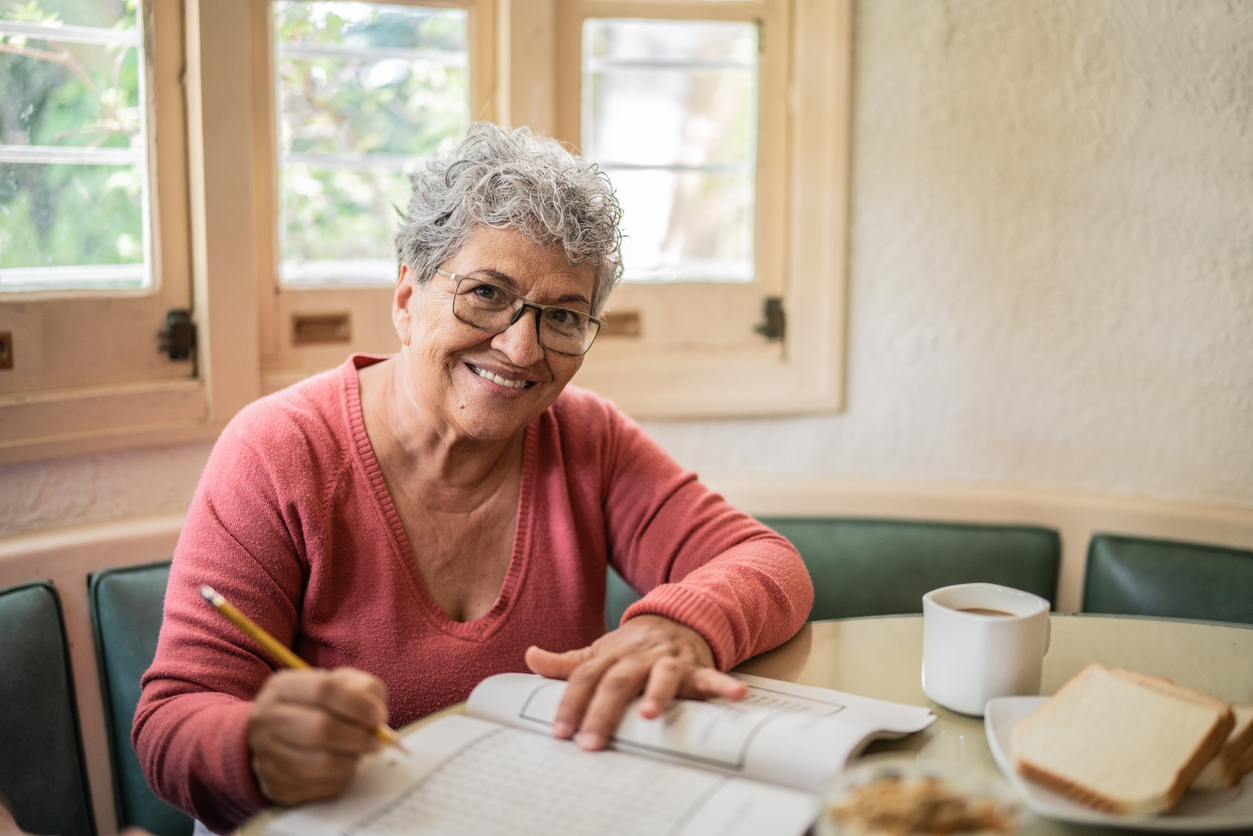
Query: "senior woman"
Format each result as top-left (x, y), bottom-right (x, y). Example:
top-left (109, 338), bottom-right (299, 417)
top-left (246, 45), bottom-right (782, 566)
top-left (134, 123), bottom-right (813, 834)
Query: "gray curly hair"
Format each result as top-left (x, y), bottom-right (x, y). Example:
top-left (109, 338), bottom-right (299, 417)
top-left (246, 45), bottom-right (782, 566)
top-left (395, 123), bottom-right (623, 317)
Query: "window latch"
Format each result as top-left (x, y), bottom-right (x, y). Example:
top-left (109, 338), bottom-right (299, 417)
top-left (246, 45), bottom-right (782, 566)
top-left (160, 309), bottom-right (197, 360)
top-left (755, 297), bottom-right (785, 341)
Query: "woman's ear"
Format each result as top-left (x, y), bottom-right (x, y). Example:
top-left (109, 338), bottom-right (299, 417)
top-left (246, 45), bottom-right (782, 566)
top-left (393, 264), bottom-right (416, 346)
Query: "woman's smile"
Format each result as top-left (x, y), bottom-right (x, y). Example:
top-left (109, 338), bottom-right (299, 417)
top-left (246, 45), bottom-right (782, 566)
top-left (466, 363), bottom-right (535, 390)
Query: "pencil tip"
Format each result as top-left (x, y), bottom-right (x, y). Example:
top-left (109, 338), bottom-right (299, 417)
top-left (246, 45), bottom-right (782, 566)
top-left (199, 585), bottom-right (222, 606)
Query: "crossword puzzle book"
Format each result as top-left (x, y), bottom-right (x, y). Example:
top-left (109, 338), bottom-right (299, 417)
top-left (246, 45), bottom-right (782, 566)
top-left (266, 672), bottom-right (935, 836)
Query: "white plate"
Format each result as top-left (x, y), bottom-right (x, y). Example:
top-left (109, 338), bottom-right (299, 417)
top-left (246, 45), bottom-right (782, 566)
top-left (984, 696), bottom-right (1253, 831)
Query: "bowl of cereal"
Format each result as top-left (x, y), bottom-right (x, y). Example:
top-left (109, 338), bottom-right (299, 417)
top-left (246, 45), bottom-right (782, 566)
top-left (817, 755), bottom-right (1024, 836)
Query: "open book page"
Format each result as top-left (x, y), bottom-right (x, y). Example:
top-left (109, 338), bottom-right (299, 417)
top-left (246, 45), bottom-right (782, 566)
top-left (265, 714), bottom-right (817, 836)
top-left (466, 672), bottom-right (935, 792)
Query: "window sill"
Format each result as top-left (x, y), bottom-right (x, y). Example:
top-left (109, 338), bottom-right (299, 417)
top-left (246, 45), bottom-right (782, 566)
top-left (0, 379), bottom-right (214, 464)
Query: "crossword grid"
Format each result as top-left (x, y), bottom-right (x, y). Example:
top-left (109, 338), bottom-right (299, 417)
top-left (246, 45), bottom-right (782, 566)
top-left (349, 729), bottom-right (727, 836)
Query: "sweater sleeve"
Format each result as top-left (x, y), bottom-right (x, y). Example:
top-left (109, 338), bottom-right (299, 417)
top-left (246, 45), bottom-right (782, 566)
top-left (597, 404), bottom-right (813, 670)
top-left (133, 404), bottom-right (324, 834)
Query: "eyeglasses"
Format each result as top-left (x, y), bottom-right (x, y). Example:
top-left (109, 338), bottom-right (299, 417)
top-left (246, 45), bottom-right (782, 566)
top-left (435, 267), bottom-right (604, 357)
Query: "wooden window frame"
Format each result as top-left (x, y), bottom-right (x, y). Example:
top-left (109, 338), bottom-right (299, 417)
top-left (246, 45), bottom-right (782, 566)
top-left (0, 0), bottom-right (850, 464)
top-left (0, 0), bottom-right (262, 464)
top-left (250, 0), bottom-right (499, 396)
top-left (522, 0), bottom-right (852, 418)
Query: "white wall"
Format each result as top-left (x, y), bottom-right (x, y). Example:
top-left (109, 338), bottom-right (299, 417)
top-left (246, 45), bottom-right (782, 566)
top-left (2, 0), bottom-right (1252, 540)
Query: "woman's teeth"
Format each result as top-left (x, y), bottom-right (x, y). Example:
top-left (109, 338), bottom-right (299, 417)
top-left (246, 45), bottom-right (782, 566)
top-left (470, 365), bottom-right (529, 389)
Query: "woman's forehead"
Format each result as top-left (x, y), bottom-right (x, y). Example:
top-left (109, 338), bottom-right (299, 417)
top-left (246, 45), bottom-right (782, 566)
top-left (452, 227), bottom-right (595, 303)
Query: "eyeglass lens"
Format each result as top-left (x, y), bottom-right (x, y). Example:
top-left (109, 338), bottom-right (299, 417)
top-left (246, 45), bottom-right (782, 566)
top-left (452, 277), bottom-right (600, 355)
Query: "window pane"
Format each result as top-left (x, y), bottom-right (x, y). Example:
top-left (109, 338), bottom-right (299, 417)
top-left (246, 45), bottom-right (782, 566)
top-left (0, 1), bottom-right (148, 290)
top-left (274, 1), bottom-right (469, 285)
top-left (583, 19), bottom-right (757, 284)
top-left (279, 164), bottom-right (410, 283)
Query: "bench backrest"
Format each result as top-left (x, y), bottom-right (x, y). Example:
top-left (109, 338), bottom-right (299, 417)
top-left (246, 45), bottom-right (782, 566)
top-left (1082, 534), bottom-right (1253, 625)
top-left (0, 581), bottom-right (96, 836)
top-left (89, 561), bottom-right (194, 836)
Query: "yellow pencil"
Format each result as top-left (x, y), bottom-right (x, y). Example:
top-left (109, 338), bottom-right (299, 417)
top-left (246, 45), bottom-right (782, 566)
top-left (199, 584), bottom-right (407, 752)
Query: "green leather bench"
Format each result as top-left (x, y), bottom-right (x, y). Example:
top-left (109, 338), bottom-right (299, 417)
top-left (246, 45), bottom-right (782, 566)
top-left (0, 581), bottom-right (97, 836)
top-left (606, 517), bottom-right (1061, 626)
top-left (760, 517), bottom-right (1060, 620)
top-left (89, 561), bottom-right (194, 836)
top-left (1082, 534), bottom-right (1253, 625)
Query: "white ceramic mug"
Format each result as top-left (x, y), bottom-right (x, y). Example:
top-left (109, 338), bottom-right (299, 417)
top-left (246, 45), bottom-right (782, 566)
top-left (921, 582), bottom-right (1051, 716)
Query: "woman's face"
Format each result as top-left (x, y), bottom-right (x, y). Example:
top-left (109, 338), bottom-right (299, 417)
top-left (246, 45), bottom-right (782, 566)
top-left (393, 225), bottom-right (597, 445)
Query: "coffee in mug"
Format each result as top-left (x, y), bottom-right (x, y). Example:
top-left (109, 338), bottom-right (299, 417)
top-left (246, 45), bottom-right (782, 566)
top-left (921, 583), bottom-right (1051, 716)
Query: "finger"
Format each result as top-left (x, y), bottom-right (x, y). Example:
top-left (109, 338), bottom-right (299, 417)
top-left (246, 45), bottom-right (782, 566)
top-left (282, 668), bottom-right (387, 730)
top-left (249, 704), bottom-right (367, 804)
top-left (574, 659), bottom-right (653, 751)
top-left (264, 698), bottom-right (381, 756)
top-left (525, 644), bottom-right (592, 680)
top-left (325, 668), bottom-right (390, 726)
top-left (638, 656), bottom-right (685, 719)
top-left (252, 737), bottom-right (361, 805)
top-left (548, 651), bottom-right (618, 740)
top-left (679, 667), bottom-right (748, 702)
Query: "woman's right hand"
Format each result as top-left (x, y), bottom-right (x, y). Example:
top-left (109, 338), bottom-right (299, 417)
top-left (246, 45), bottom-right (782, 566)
top-left (246, 668), bottom-right (389, 805)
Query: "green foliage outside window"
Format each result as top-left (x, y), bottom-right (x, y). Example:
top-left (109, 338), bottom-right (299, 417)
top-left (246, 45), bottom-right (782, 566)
top-left (274, 2), bottom-right (469, 276)
top-left (0, 0), bottom-right (144, 278)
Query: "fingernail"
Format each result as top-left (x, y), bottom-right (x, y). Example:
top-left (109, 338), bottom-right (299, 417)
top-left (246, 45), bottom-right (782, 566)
top-left (576, 731), bottom-right (604, 750)
top-left (552, 720), bottom-right (573, 738)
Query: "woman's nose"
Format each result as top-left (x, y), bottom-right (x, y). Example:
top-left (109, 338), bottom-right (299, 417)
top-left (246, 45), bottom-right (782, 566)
top-left (491, 306), bottom-right (545, 364)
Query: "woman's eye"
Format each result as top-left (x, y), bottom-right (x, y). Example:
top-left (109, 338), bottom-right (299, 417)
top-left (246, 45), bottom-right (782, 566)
top-left (544, 308), bottom-right (585, 334)
top-left (469, 283), bottom-right (510, 306)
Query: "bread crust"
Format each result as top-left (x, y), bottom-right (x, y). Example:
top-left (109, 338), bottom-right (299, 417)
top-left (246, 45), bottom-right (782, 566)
top-left (1166, 715), bottom-right (1237, 803)
top-left (1196, 706), bottom-right (1253, 789)
top-left (1015, 759), bottom-right (1129, 814)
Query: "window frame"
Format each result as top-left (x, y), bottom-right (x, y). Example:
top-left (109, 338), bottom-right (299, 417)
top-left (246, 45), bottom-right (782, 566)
top-left (557, 1), bottom-right (788, 352)
top-left (0, 0), bottom-right (265, 464)
top-left (0, 0), bottom-right (850, 463)
top-left (250, 0), bottom-right (498, 396)
top-left (552, 0), bottom-right (852, 418)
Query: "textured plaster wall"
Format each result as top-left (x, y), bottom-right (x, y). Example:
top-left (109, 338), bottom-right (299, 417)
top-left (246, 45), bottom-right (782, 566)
top-left (0, 443), bottom-right (214, 535)
top-left (1, 0), bottom-right (1251, 537)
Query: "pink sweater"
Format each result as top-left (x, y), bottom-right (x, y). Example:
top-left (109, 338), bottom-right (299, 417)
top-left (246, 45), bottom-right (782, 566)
top-left (134, 355), bottom-right (813, 833)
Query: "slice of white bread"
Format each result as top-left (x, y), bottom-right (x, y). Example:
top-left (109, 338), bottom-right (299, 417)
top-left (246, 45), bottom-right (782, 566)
top-left (1012, 664), bottom-right (1235, 814)
top-left (1192, 705), bottom-right (1253, 790)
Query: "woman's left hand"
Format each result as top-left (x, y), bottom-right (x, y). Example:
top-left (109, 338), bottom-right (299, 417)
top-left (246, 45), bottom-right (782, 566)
top-left (524, 614), bottom-right (747, 750)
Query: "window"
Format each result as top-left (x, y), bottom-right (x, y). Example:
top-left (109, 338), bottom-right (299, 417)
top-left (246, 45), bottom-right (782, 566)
top-left (0, 0), bottom-right (206, 458)
top-left (552, 0), bottom-right (851, 417)
top-left (251, 0), bottom-right (496, 392)
top-left (581, 18), bottom-right (760, 286)
top-left (272, 1), bottom-right (471, 286)
top-left (0, 4), bottom-right (149, 290)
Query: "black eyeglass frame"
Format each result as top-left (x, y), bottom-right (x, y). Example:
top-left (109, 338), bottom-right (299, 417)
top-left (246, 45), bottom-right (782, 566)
top-left (434, 267), bottom-right (606, 357)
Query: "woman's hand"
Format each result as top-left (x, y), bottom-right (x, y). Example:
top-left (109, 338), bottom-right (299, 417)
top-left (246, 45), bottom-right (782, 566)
top-left (246, 668), bottom-right (389, 805)
top-left (524, 615), bottom-right (747, 751)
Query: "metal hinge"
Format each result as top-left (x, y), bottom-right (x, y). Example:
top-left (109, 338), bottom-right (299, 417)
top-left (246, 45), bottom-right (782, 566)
top-left (159, 309), bottom-right (197, 360)
top-left (755, 297), bottom-right (785, 341)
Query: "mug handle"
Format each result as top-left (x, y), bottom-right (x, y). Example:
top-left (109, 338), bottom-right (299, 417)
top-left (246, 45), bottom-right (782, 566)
top-left (1042, 612), bottom-right (1052, 654)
